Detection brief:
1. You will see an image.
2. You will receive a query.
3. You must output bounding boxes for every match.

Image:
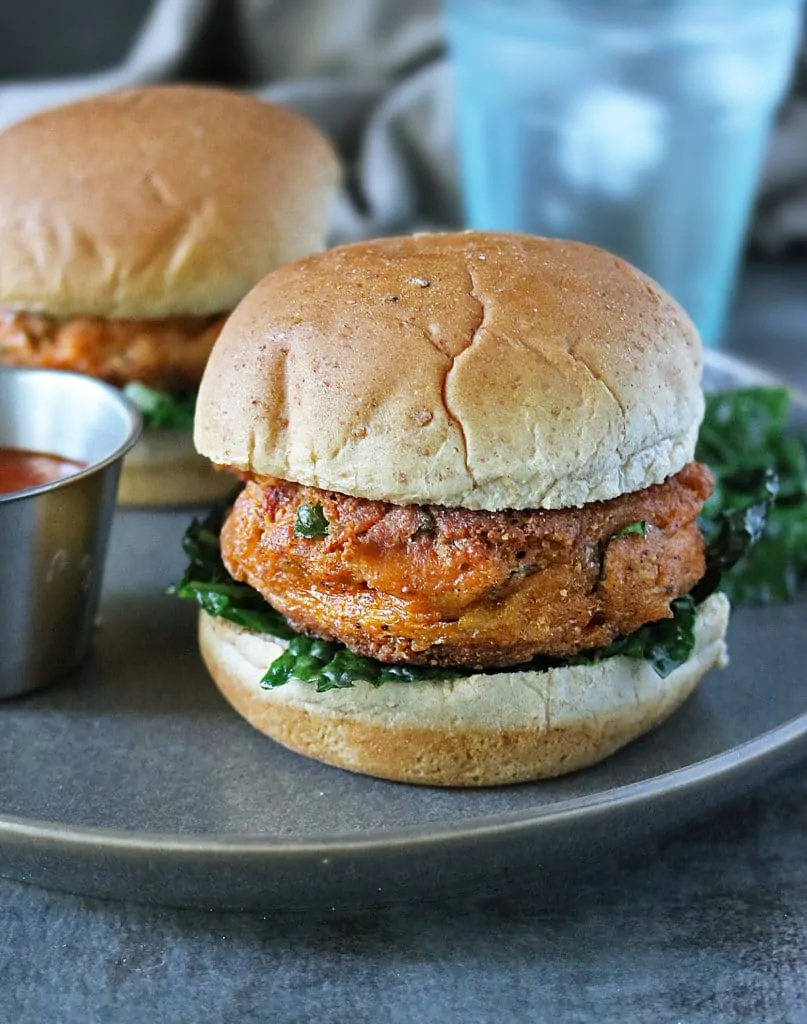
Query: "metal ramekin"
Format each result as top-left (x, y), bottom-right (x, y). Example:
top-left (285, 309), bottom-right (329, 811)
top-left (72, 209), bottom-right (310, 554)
top-left (0, 368), bottom-right (141, 698)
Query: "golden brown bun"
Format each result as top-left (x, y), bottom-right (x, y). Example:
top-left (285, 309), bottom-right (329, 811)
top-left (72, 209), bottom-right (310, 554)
top-left (199, 593), bottom-right (729, 787)
top-left (0, 86), bottom-right (340, 319)
top-left (195, 232), bottom-right (704, 511)
top-left (118, 429), bottom-right (237, 507)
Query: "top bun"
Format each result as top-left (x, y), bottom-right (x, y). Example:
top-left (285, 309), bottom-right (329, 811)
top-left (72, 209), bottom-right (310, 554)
top-left (0, 85), bottom-right (340, 319)
top-left (195, 232), bottom-right (704, 511)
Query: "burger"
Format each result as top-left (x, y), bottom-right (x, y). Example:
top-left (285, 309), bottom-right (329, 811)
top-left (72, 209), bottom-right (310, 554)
top-left (180, 231), bottom-right (732, 786)
top-left (0, 85), bottom-right (340, 505)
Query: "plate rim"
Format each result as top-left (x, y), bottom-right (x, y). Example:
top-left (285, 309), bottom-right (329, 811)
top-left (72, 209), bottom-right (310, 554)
top-left (1, 710), bottom-right (806, 856)
top-left (1, 348), bottom-right (804, 861)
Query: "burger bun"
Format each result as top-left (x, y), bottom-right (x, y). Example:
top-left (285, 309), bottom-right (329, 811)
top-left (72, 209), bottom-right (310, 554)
top-left (198, 593), bottom-right (729, 787)
top-left (0, 85), bottom-right (341, 319)
top-left (196, 232), bottom-right (704, 511)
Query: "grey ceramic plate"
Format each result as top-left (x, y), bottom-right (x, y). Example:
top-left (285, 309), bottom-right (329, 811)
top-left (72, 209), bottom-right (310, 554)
top-left (0, 351), bottom-right (805, 911)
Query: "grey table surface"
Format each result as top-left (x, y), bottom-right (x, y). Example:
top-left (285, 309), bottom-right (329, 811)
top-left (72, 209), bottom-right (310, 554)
top-left (3, 261), bottom-right (807, 1024)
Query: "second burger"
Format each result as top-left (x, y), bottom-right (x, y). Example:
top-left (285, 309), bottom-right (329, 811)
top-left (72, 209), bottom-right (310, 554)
top-left (0, 85), bottom-right (340, 505)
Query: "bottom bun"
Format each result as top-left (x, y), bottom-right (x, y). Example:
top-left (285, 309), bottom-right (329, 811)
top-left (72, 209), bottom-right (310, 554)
top-left (118, 429), bottom-right (237, 507)
top-left (199, 592), bottom-right (730, 787)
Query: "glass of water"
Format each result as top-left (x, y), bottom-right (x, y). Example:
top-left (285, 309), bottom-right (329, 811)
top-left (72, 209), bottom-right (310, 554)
top-left (444, 0), bottom-right (804, 345)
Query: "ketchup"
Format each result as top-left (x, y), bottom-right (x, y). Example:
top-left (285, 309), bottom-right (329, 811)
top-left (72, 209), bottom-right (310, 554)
top-left (0, 447), bottom-right (85, 495)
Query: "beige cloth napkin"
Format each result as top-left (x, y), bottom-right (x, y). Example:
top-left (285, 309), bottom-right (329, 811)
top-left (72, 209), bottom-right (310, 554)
top-left (0, 0), bottom-right (803, 252)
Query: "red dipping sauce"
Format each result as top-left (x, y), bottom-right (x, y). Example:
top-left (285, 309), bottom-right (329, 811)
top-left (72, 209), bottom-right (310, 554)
top-left (0, 447), bottom-right (86, 496)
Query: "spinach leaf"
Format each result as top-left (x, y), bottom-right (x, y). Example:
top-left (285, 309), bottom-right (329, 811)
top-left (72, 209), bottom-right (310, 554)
top-left (294, 503), bottom-right (330, 538)
top-left (565, 596), bottom-right (698, 679)
top-left (261, 635), bottom-right (453, 693)
top-left (614, 520), bottom-right (647, 539)
top-left (170, 508), bottom-right (450, 685)
top-left (123, 382), bottom-right (197, 430)
top-left (692, 469), bottom-right (779, 604)
top-left (697, 387), bottom-right (790, 472)
top-left (696, 387), bottom-right (807, 603)
top-left (717, 504), bottom-right (807, 604)
top-left (167, 507), bottom-right (296, 639)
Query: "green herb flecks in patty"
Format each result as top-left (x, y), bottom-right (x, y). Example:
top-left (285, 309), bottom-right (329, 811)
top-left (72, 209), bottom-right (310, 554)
top-left (293, 503), bottom-right (330, 539)
top-left (613, 520), bottom-right (647, 539)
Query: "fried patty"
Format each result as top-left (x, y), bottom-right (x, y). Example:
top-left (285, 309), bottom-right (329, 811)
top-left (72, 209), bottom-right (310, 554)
top-left (0, 310), bottom-right (226, 392)
top-left (220, 464), bottom-right (713, 669)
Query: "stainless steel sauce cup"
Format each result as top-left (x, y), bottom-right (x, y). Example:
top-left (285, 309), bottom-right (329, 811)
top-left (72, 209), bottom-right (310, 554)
top-left (0, 368), bottom-right (141, 698)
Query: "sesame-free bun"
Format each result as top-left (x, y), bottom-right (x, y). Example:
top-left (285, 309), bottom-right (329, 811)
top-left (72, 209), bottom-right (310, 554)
top-left (117, 429), bottom-right (237, 507)
top-left (0, 86), bottom-right (340, 319)
top-left (199, 593), bottom-right (729, 787)
top-left (195, 232), bottom-right (704, 511)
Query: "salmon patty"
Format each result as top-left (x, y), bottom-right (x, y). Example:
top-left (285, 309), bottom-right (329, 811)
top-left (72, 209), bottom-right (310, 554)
top-left (220, 463), bottom-right (714, 669)
top-left (0, 310), bottom-right (226, 392)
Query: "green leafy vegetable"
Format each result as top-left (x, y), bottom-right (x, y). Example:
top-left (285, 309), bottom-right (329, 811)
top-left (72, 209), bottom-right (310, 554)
top-left (614, 520), bottom-right (647, 539)
top-left (720, 505), bottom-right (807, 605)
top-left (167, 507), bottom-right (296, 638)
top-left (123, 382), bottom-right (197, 430)
top-left (566, 596), bottom-right (698, 679)
top-left (261, 635), bottom-right (452, 693)
top-left (294, 503), bottom-right (330, 539)
top-left (692, 469), bottom-right (779, 604)
top-left (169, 507), bottom-right (449, 685)
top-left (696, 387), bottom-right (807, 602)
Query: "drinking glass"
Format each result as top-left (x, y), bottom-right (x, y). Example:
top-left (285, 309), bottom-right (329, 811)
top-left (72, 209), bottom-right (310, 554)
top-left (444, 0), bottom-right (805, 345)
